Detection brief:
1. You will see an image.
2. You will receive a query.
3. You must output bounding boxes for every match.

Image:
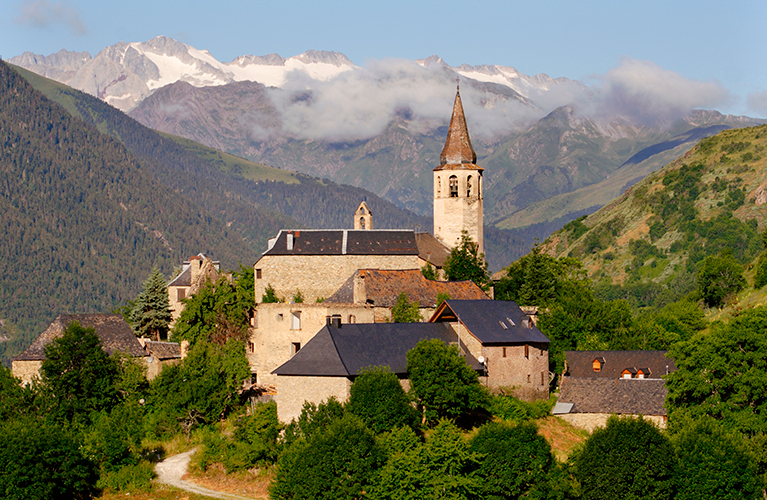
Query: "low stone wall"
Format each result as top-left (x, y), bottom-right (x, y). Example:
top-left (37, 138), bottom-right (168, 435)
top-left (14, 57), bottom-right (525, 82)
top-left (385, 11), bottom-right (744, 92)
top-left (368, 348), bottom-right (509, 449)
top-left (558, 412), bottom-right (667, 433)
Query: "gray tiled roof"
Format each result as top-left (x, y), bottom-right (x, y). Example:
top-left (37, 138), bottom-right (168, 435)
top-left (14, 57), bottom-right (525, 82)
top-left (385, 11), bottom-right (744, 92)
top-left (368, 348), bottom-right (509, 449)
top-left (167, 265), bottom-right (192, 287)
top-left (272, 322), bottom-right (481, 377)
top-left (15, 314), bottom-right (146, 361)
top-left (434, 300), bottom-right (550, 345)
top-left (143, 340), bottom-right (181, 360)
top-left (557, 377), bottom-right (668, 416)
top-left (263, 230), bottom-right (419, 256)
top-left (564, 351), bottom-right (676, 379)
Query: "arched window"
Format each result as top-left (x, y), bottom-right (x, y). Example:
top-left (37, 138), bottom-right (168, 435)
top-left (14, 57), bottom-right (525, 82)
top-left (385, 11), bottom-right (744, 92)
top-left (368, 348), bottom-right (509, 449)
top-left (360, 217), bottom-right (366, 229)
top-left (467, 176), bottom-right (473, 197)
top-left (449, 175), bottom-right (458, 197)
top-left (348, 314), bottom-right (356, 324)
top-left (360, 207), bottom-right (365, 214)
top-left (437, 177), bottom-right (441, 197)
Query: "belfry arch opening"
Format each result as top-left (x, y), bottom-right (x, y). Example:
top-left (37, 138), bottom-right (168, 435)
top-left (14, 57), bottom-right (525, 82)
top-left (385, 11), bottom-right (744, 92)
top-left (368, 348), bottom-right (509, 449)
top-left (449, 175), bottom-right (458, 197)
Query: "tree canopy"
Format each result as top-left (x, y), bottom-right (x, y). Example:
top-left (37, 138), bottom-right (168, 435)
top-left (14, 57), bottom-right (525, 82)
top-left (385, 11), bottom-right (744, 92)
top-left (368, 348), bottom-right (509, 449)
top-left (391, 292), bottom-right (422, 323)
top-left (130, 267), bottom-right (172, 341)
top-left (696, 250), bottom-right (746, 308)
top-left (406, 339), bottom-right (489, 426)
top-left (347, 366), bottom-right (419, 433)
top-left (443, 231), bottom-right (490, 291)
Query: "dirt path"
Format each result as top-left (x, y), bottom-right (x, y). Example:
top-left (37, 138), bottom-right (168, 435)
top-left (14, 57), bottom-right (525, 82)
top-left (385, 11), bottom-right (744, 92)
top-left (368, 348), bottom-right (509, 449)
top-left (155, 448), bottom-right (258, 500)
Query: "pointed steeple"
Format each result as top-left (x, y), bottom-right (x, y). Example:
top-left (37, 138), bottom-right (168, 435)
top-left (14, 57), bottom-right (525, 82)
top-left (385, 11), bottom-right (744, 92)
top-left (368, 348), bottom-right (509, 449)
top-left (439, 85), bottom-right (476, 166)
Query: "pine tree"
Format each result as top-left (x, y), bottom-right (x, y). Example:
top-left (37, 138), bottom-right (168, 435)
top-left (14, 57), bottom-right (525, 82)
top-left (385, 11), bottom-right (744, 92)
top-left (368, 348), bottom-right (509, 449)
top-left (130, 267), bottom-right (172, 341)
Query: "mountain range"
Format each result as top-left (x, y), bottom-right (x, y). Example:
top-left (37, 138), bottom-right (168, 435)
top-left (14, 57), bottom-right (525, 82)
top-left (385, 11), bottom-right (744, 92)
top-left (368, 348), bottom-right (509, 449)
top-left (12, 37), bottom-right (764, 227)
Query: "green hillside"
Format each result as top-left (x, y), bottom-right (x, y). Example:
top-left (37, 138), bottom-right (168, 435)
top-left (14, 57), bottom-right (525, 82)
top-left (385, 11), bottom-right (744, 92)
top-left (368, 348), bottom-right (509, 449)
top-left (544, 124), bottom-right (767, 307)
top-left (0, 60), bottom-right (272, 363)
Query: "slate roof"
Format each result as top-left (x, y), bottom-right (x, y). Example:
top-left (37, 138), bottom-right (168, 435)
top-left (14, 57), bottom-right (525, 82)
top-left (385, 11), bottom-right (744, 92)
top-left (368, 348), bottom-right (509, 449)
top-left (262, 229), bottom-right (419, 256)
top-left (143, 340), bottom-right (181, 360)
top-left (436, 88), bottom-right (478, 168)
top-left (557, 377), bottom-right (668, 416)
top-left (272, 322), bottom-right (482, 377)
top-left (324, 269), bottom-right (489, 307)
top-left (564, 350), bottom-right (676, 379)
top-left (432, 300), bottom-right (550, 345)
top-left (168, 265), bottom-right (192, 287)
top-left (415, 232), bottom-right (452, 267)
top-left (15, 314), bottom-right (147, 361)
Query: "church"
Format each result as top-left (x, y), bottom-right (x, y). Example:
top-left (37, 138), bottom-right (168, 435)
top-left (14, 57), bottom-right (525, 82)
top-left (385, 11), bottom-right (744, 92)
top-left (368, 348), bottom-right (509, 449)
top-left (252, 86), bottom-right (485, 303)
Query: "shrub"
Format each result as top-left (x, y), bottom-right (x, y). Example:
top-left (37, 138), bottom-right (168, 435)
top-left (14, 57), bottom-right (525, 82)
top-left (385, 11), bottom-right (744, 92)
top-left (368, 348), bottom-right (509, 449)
top-left (96, 461), bottom-right (155, 493)
top-left (347, 366), bottom-right (419, 434)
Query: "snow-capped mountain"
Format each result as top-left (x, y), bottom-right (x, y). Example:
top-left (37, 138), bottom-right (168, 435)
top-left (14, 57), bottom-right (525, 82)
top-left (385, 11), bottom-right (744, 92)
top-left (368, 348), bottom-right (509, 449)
top-left (11, 36), bottom-right (356, 110)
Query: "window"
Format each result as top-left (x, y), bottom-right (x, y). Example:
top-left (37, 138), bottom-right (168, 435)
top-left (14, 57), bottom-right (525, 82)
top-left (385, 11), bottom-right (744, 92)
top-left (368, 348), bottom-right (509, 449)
top-left (177, 288), bottom-right (185, 301)
top-left (359, 217), bottom-right (366, 229)
top-left (291, 311), bottom-right (301, 330)
top-left (449, 176), bottom-right (458, 197)
top-left (527, 374), bottom-right (531, 383)
top-left (291, 342), bottom-right (301, 355)
top-left (467, 175), bottom-right (472, 197)
top-left (276, 313), bottom-right (283, 321)
top-left (348, 314), bottom-right (356, 324)
top-left (506, 317), bottom-right (515, 327)
top-left (502, 347), bottom-right (507, 358)
top-left (255, 269), bottom-right (262, 279)
top-left (251, 310), bottom-right (258, 328)
top-left (541, 372), bottom-right (545, 385)
top-left (437, 177), bottom-right (441, 197)
top-left (525, 344), bottom-right (529, 358)
top-left (499, 320), bottom-right (508, 329)
top-left (248, 341), bottom-right (255, 353)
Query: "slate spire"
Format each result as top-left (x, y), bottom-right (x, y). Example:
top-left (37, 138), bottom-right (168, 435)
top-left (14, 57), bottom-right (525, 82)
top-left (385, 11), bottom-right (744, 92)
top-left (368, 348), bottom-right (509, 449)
top-left (439, 85), bottom-right (477, 166)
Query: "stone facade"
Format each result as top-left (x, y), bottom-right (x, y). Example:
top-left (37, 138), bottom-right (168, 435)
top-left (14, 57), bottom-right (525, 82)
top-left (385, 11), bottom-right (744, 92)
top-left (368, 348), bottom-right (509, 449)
top-left (354, 201), bottom-right (373, 229)
top-left (254, 254), bottom-right (420, 303)
top-left (558, 412), bottom-right (667, 433)
top-left (10, 359), bottom-right (42, 386)
top-left (447, 321), bottom-right (549, 400)
top-left (168, 254), bottom-right (220, 324)
top-left (275, 375), bottom-right (352, 423)
top-left (248, 303), bottom-right (375, 388)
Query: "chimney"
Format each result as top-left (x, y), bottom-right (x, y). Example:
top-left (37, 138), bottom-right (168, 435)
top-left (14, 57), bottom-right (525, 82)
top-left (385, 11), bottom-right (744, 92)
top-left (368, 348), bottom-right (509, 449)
top-left (331, 314), bottom-right (342, 328)
top-left (353, 273), bottom-right (366, 304)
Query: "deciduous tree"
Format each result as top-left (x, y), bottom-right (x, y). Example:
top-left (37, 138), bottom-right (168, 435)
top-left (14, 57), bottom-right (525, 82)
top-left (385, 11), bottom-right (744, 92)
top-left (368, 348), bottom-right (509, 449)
top-left (443, 231), bottom-right (490, 291)
top-left (391, 292), bottom-right (422, 323)
top-left (347, 366), bottom-right (420, 433)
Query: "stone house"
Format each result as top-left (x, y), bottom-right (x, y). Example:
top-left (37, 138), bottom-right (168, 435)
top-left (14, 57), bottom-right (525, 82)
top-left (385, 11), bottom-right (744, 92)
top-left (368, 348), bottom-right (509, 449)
top-left (167, 253), bottom-right (220, 324)
top-left (554, 350), bottom-right (677, 431)
top-left (247, 302), bottom-right (375, 389)
top-left (12, 314), bottom-right (148, 385)
top-left (324, 268), bottom-right (490, 322)
top-left (138, 338), bottom-right (184, 380)
top-left (270, 299), bottom-right (549, 422)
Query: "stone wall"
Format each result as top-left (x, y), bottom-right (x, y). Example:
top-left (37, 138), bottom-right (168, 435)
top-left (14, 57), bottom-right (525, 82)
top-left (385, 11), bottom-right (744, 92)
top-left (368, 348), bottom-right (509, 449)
top-left (11, 360), bottom-right (42, 386)
top-left (558, 413), bottom-right (667, 433)
top-left (248, 303), bottom-right (375, 387)
top-left (448, 322), bottom-right (549, 401)
top-left (433, 169), bottom-right (483, 253)
top-left (254, 254), bottom-right (420, 303)
top-left (276, 375), bottom-right (352, 423)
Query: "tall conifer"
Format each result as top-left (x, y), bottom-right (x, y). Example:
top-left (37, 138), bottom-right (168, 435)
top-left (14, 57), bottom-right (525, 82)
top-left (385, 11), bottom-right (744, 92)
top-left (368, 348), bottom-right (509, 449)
top-left (130, 267), bottom-right (171, 341)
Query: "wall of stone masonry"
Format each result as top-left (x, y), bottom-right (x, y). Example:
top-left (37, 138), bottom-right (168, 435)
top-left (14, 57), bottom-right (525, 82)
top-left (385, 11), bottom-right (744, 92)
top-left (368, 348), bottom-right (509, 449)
top-left (254, 254), bottom-right (420, 304)
top-left (248, 303), bottom-right (375, 388)
top-left (433, 170), bottom-right (483, 254)
top-left (11, 360), bottom-right (42, 386)
top-left (557, 412), bottom-right (667, 433)
top-left (276, 375), bottom-right (352, 423)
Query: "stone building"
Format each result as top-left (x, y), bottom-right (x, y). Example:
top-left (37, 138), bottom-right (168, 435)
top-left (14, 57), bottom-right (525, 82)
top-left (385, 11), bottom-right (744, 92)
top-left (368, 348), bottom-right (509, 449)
top-left (354, 201), bottom-right (373, 230)
top-left (324, 268), bottom-right (490, 322)
top-left (167, 253), bottom-right (220, 324)
top-left (12, 314), bottom-right (148, 385)
top-left (253, 229), bottom-right (423, 303)
top-left (270, 300), bottom-right (549, 422)
top-left (433, 87), bottom-right (484, 254)
top-left (554, 350), bottom-right (677, 431)
top-left (247, 302), bottom-right (375, 389)
top-left (138, 338), bottom-right (183, 380)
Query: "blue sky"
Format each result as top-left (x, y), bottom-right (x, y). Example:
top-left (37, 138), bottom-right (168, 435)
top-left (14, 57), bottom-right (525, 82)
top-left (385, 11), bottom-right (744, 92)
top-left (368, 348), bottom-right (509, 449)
top-left (2, 0), bottom-right (765, 117)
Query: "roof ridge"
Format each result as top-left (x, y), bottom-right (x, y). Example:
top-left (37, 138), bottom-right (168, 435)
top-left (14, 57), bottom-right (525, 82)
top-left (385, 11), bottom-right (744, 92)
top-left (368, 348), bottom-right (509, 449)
top-left (327, 327), bottom-right (353, 376)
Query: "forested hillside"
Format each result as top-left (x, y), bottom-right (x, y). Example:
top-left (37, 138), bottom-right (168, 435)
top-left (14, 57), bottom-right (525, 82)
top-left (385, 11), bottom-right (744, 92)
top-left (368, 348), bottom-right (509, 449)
top-left (0, 61), bottom-right (278, 363)
top-left (544, 124), bottom-right (767, 309)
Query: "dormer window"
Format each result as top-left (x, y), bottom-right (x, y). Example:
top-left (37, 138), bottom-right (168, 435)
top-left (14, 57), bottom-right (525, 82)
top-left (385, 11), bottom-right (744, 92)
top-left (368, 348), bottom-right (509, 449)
top-left (593, 359), bottom-right (602, 372)
top-left (622, 369), bottom-right (633, 379)
top-left (499, 321), bottom-right (508, 330)
top-left (449, 176), bottom-right (458, 197)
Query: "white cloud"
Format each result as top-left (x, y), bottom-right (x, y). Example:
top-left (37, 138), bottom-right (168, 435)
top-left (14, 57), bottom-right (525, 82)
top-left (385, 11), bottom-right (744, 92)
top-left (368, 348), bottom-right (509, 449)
top-left (15, 0), bottom-right (87, 36)
top-left (747, 90), bottom-right (767, 117)
top-left (254, 57), bottom-right (733, 141)
top-left (582, 58), bottom-right (730, 124)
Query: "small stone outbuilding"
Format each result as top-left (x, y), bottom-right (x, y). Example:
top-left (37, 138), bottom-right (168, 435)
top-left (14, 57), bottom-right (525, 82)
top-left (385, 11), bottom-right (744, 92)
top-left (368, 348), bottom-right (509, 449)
top-left (12, 314), bottom-right (147, 385)
top-left (554, 350), bottom-right (677, 431)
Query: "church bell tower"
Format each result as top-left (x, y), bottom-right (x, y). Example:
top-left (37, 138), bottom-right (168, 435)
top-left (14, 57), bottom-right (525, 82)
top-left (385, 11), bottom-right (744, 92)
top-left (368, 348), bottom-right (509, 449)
top-left (433, 86), bottom-right (484, 254)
